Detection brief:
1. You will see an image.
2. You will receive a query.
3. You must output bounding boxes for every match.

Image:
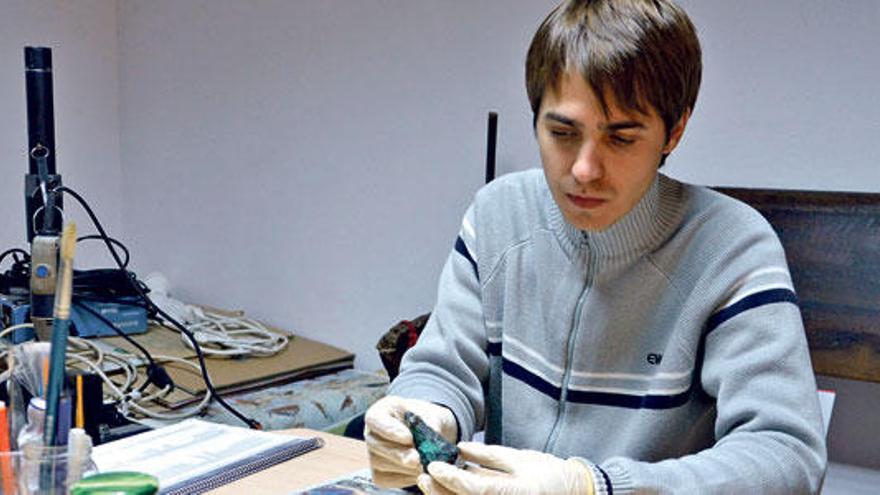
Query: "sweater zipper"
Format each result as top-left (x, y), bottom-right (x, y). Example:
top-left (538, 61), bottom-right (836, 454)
top-left (544, 236), bottom-right (595, 452)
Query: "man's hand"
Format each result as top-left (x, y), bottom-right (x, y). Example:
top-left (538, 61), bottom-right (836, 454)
top-left (417, 442), bottom-right (594, 495)
top-left (364, 395), bottom-right (458, 488)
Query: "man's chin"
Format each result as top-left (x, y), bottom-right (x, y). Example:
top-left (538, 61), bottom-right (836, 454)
top-left (563, 210), bottom-right (612, 232)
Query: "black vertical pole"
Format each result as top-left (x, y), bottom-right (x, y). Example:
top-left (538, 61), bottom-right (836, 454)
top-left (25, 47), bottom-right (56, 175)
top-left (24, 46), bottom-right (63, 241)
top-left (485, 112), bottom-right (498, 184)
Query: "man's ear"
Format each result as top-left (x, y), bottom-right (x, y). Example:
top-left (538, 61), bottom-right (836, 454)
top-left (663, 109), bottom-right (691, 154)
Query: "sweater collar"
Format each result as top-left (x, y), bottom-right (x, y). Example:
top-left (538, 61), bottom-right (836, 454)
top-left (546, 174), bottom-right (682, 261)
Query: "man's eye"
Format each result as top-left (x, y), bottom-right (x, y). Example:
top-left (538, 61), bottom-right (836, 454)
top-left (610, 135), bottom-right (635, 146)
top-left (550, 129), bottom-right (577, 139)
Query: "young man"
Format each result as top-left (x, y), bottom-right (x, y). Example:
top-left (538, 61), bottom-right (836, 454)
top-left (365, 1), bottom-right (827, 493)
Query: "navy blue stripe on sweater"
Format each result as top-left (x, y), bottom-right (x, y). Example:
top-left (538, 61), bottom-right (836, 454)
top-left (502, 356), bottom-right (689, 409)
top-left (502, 359), bottom-right (562, 400)
top-left (706, 288), bottom-right (798, 335)
top-left (567, 387), bottom-right (691, 409)
top-left (596, 465), bottom-right (613, 495)
top-left (454, 236), bottom-right (478, 279)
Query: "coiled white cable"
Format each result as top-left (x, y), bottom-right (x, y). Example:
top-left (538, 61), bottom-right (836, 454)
top-left (143, 272), bottom-right (289, 358)
top-left (65, 351), bottom-right (211, 421)
top-left (0, 323), bottom-right (211, 421)
top-left (182, 310), bottom-right (289, 357)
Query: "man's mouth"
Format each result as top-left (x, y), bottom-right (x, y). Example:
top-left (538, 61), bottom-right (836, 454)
top-left (566, 194), bottom-right (607, 209)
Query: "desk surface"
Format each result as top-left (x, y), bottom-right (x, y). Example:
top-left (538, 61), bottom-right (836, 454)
top-left (210, 428), bottom-right (369, 494)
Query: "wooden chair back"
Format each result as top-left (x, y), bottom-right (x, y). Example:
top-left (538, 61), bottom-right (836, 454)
top-left (715, 187), bottom-right (880, 383)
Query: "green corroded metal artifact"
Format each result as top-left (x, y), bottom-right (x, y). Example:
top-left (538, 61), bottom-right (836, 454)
top-left (403, 411), bottom-right (461, 471)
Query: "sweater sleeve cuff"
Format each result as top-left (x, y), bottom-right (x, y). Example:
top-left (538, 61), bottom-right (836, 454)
top-left (570, 457), bottom-right (616, 495)
top-left (599, 462), bottom-right (636, 494)
top-left (570, 458), bottom-right (638, 495)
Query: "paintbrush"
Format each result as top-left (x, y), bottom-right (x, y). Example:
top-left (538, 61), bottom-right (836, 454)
top-left (42, 222), bottom-right (76, 447)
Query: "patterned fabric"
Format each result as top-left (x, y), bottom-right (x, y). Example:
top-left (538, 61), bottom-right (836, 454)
top-left (202, 369), bottom-right (388, 431)
top-left (376, 314), bottom-right (430, 380)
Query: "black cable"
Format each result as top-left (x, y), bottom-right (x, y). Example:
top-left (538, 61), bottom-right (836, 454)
top-left (0, 249), bottom-right (30, 294)
top-left (53, 186), bottom-right (261, 429)
top-left (0, 248), bottom-right (29, 269)
top-left (74, 269), bottom-right (144, 301)
top-left (53, 189), bottom-right (125, 269)
top-left (70, 299), bottom-right (176, 395)
top-left (77, 235), bottom-right (131, 268)
top-left (73, 299), bottom-right (156, 368)
top-left (71, 293), bottom-right (159, 391)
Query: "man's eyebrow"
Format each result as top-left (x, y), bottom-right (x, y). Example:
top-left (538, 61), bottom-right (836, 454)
top-left (603, 121), bottom-right (646, 132)
top-left (543, 112), bottom-right (581, 128)
top-left (543, 113), bottom-right (647, 132)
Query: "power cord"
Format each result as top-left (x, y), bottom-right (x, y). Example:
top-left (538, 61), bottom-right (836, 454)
top-left (77, 235), bottom-right (131, 268)
top-left (0, 249), bottom-right (30, 294)
top-left (52, 185), bottom-right (261, 429)
top-left (0, 248), bottom-right (29, 269)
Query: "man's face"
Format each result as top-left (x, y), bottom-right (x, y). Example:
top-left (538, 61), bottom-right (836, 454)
top-left (537, 71), bottom-right (688, 231)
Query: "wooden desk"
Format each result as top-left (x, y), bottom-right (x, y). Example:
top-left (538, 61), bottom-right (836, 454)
top-left (210, 429), bottom-right (370, 494)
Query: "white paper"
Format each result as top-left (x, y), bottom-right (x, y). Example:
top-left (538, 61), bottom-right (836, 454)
top-left (91, 418), bottom-right (306, 489)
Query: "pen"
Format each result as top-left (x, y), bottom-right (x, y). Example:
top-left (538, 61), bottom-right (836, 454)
top-left (56, 397), bottom-right (71, 447)
top-left (41, 355), bottom-right (49, 398)
top-left (75, 375), bottom-right (84, 430)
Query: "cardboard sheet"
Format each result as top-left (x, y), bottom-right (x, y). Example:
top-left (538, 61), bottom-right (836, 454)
top-left (91, 321), bottom-right (355, 409)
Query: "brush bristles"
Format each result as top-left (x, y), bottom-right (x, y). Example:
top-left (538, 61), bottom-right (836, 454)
top-left (60, 222), bottom-right (77, 261)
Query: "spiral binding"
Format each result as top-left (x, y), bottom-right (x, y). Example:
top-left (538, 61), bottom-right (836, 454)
top-left (161, 437), bottom-right (325, 495)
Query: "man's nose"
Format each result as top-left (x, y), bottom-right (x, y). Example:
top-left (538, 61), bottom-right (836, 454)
top-left (571, 140), bottom-right (603, 184)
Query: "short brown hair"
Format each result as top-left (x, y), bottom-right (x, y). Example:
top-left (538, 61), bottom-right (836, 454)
top-left (526, 0), bottom-right (702, 140)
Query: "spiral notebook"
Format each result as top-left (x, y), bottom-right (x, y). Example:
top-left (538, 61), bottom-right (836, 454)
top-left (91, 419), bottom-right (323, 494)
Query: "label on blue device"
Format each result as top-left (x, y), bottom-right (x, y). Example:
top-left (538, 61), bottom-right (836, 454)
top-left (70, 299), bottom-right (149, 337)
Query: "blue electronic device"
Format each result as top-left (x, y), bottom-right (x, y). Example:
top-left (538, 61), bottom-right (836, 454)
top-left (0, 293), bottom-right (35, 342)
top-left (69, 299), bottom-right (149, 338)
top-left (1, 296), bottom-right (148, 341)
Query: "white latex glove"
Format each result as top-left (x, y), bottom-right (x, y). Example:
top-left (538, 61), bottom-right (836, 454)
top-left (417, 442), bottom-right (594, 495)
top-left (364, 395), bottom-right (458, 488)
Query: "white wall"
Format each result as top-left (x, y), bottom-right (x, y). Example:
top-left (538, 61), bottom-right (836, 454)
top-left (117, 0), bottom-right (556, 371)
top-left (0, 0), bottom-right (123, 268)
top-left (673, 0), bottom-right (880, 189)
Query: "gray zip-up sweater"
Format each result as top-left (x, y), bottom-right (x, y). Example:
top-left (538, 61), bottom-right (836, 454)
top-left (389, 169), bottom-right (827, 494)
